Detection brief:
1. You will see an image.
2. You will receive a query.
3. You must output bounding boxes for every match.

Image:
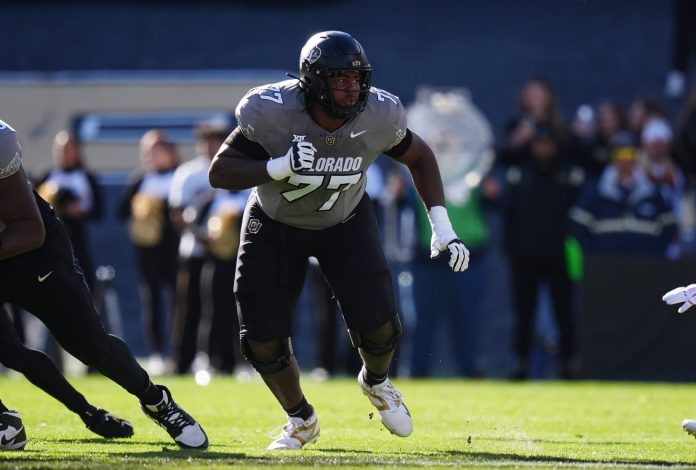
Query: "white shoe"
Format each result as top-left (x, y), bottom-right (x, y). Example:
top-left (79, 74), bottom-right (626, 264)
top-left (683, 419), bottom-right (696, 437)
top-left (141, 385), bottom-right (208, 449)
top-left (267, 412), bottom-right (320, 450)
top-left (358, 368), bottom-right (413, 437)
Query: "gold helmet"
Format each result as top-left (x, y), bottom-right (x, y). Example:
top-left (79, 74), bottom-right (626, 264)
top-left (128, 193), bottom-right (165, 247)
top-left (207, 209), bottom-right (240, 260)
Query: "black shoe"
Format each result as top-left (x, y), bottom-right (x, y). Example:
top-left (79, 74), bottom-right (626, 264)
top-left (82, 408), bottom-right (134, 439)
top-left (140, 385), bottom-right (208, 449)
top-left (0, 410), bottom-right (27, 450)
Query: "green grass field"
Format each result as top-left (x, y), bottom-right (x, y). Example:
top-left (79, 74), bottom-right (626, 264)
top-left (2, 374), bottom-right (696, 468)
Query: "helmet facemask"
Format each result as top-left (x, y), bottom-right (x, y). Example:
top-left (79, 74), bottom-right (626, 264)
top-left (312, 68), bottom-right (372, 119)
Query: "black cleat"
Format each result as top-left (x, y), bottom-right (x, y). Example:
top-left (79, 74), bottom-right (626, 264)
top-left (0, 411), bottom-right (27, 451)
top-left (140, 385), bottom-right (208, 449)
top-left (82, 408), bottom-right (134, 439)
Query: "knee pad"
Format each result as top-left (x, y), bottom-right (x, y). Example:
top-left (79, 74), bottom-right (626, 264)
top-left (240, 337), bottom-right (294, 374)
top-left (348, 315), bottom-right (403, 356)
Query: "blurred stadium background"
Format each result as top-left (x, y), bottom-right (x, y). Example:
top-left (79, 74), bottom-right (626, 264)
top-left (2, 0), bottom-right (695, 380)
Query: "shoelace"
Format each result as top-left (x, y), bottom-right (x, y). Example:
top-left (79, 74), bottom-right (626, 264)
top-left (269, 419), bottom-right (300, 439)
top-left (269, 417), bottom-right (311, 439)
top-left (158, 402), bottom-right (192, 429)
top-left (373, 381), bottom-right (405, 407)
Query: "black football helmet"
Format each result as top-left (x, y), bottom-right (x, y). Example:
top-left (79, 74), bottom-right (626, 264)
top-left (298, 31), bottom-right (372, 119)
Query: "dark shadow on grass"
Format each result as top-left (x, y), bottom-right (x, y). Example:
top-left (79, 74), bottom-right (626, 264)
top-left (6, 445), bottom-right (694, 467)
top-left (441, 449), bottom-right (694, 467)
top-left (315, 447), bottom-right (373, 454)
top-left (48, 438), bottom-right (172, 446)
top-left (473, 435), bottom-right (651, 446)
top-left (3, 451), bottom-right (250, 463)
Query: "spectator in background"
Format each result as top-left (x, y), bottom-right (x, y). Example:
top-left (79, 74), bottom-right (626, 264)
top-left (573, 101), bottom-right (629, 178)
top-left (197, 187), bottom-right (250, 376)
top-left (35, 130), bottom-right (103, 288)
top-left (570, 140), bottom-right (678, 256)
top-left (639, 119), bottom-right (685, 235)
top-left (499, 77), bottom-right (568, 168)
top-left (628, 98), bottom-right (666, 143)
top-left (117, 130), bottom-right (180, 374)
top-left (502, 124), bottom-right (585, 380)
top-left (168, 123), bottom-right (225, 374)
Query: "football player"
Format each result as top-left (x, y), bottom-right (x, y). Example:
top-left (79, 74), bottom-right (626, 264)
top-left (209, 30), bottom-right (469, 450)
top-left (0, 119), bottom-right (208, 450)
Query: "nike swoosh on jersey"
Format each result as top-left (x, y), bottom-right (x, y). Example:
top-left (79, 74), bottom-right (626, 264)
top-left (350, 130), bottom-right (367, 138)
top-left (37, 271), bottom-right (53, 282)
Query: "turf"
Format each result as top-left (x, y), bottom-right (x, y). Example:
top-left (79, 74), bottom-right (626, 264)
top-left (1, 374), bottom-right (696, 468)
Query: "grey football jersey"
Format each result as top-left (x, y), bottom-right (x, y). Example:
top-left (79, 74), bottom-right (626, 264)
top-left (0, 120), bottom-right (21, 180)
top-left (236, 79), bottom-right (407, 229)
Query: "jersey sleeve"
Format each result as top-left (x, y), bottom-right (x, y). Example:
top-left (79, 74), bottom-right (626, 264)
top-left (0, 120), bottom-right (22, 180)
top-left (235, 87), bottom-right (263, 144)
top-left (369, 87), bottom-right (408, 153)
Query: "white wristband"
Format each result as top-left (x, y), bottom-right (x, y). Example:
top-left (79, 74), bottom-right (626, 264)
top-left (266, 156), bottom-right (292, 181)
top-left (428, 205), bottom-right (456, 243)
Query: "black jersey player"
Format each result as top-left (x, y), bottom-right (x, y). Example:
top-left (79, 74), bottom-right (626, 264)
top-left (0, 119), bottom-right (207, 450)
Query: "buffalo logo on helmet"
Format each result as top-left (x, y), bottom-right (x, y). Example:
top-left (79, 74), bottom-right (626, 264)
top-left (307, 47), bottom-right (321, 64)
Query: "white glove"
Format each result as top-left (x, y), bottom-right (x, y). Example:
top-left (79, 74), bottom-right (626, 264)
top-left (662, 284), bottom-right (696, 313)
top-left (427, 205), bottom-right (469, 272)
top-left (267, 141), bottom-right (317, 180)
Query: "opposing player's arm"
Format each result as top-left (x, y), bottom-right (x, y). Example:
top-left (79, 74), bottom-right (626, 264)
top-left (0, 166), bottom-right (46, 260)
top-left (208, 131), bottom-right (274, 190)
top-left (387, 129), bottom-right (445, 209)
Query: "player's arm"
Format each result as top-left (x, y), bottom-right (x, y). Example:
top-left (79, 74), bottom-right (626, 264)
top-left (389, 129), bottom-right (445, 209)
top-left (209, 128), bottom-right (273, 190)
top-left (209, 127), bottom-right (317, 190)
top-left (0, 166), bottom-right (46, 260)
top-left (388, 129), bottom-right (469, 272)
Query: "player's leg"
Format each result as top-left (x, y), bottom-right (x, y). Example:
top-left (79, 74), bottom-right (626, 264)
top-left (318, 194), bottom-right (412, 437)
top-left (0, 306), bottom-right (133, 438)
top-left (234, 200), bottom-right (318, 450)
top-left (0, 227), bottom-right (208, 449)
